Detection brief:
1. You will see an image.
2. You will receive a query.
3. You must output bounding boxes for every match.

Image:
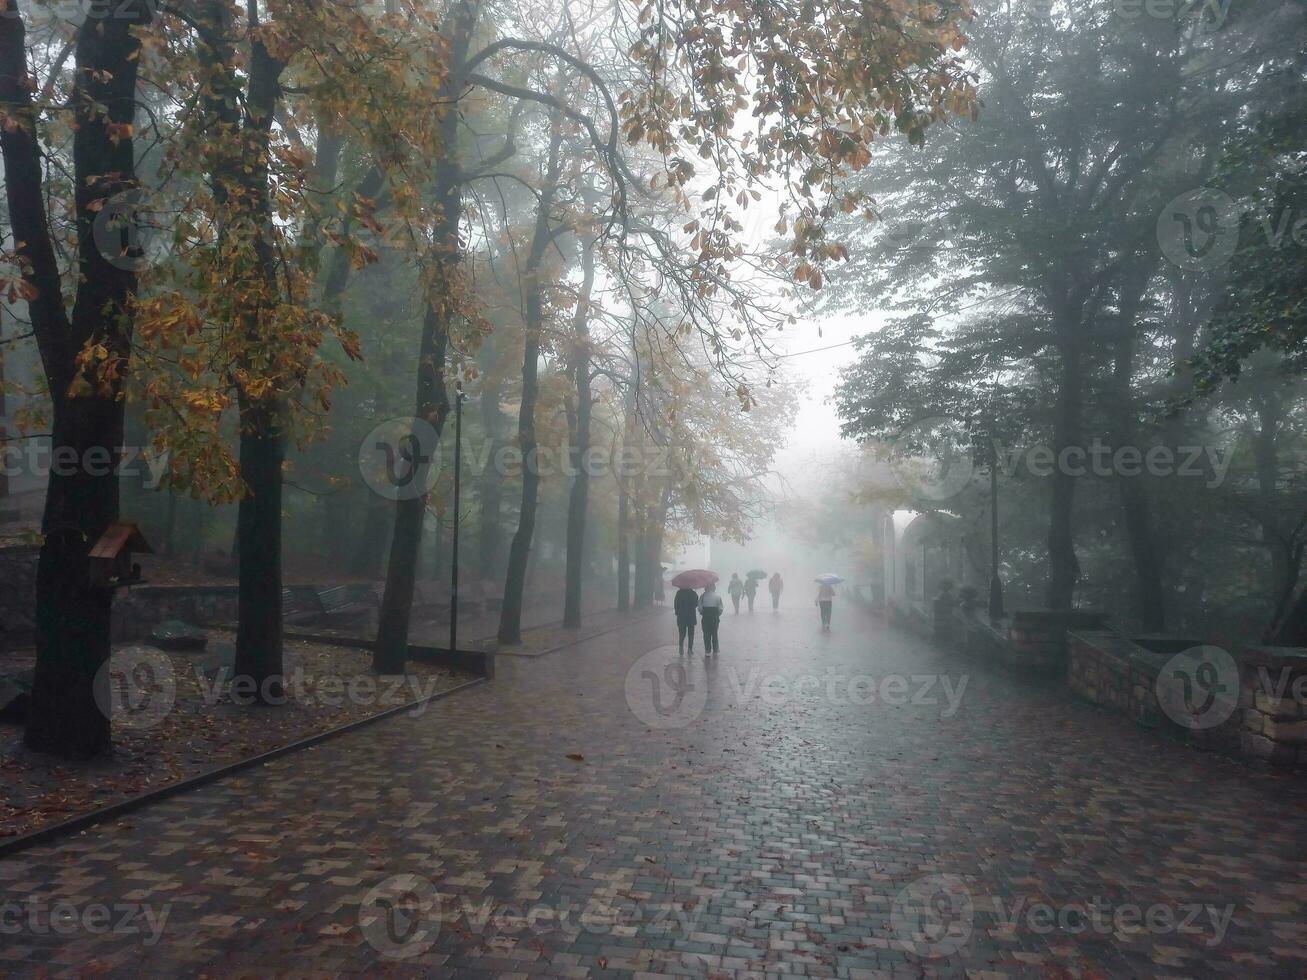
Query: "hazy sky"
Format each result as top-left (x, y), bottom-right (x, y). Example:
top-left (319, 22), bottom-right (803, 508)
top-left (770, 312), bottom-right (871, 493)
top-left (674, 310), bottom-right (875, 573)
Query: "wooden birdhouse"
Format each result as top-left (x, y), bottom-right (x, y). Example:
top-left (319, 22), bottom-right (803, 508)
top-left (88, 522), bottom-right (152, 590)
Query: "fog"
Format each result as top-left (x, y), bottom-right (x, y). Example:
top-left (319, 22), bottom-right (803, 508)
top-left (3, 0), bottom-right (1307, 971)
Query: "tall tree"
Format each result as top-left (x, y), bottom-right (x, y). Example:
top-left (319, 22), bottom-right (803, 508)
top-left (498, 115), bottom-right (564, 644)
top-left (562, 218), bottom-right (598, 628)
top-left (1, 0), bottom-right (155, 754)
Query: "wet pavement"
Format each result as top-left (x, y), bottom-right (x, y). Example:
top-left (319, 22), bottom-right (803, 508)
top-left (2, 600), bottom-right (1305, 977)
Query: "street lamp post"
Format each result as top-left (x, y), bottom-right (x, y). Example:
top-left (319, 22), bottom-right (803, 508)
top-left (449, 389), bottom-right (465, 652)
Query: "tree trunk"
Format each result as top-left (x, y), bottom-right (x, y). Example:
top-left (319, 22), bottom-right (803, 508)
top-left (350, 490), bottom-right (392, 576)
top-left (6, 0), bottom-right (153, 755)
top-left (1111, 272), bottom-right (1166, 631)
top-left (233, 398), bottom-right (285, 696)
top-left (372, 0), bottom-right (480, 671)
top-left (616, 486), bottom-right (630, 611)
top-left (1253, 391), bottom-right (1304, 641)
top-left (633, 524), bottom-right (652, 608)
top-left (1046, 331), bottom-right (1083, 610)
top-left (374, 307), bottom-right (450, 671)
top-left (615, 382), bottom-right (636, 611)
top-left (562, 232), bottom-right (597, 628)
top-left (498, 122), bottom-right (563, 644)
top-left (648, 482), bottom-right (671, 603)
top-left (227, 32), bottom-right (289, 699)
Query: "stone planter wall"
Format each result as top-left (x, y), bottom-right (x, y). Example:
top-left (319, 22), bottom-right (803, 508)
top-left (1009, 609), bottom-right (1111, 673)
top-left (112, 585), bottom-right (241, 642)
top-left (1068, 630), bottom-right (1171, 729)
top-left (951, 609), bottom-right (1010, 663)
top-left (1069, 631), bottom-right (1301, 765)
top-left (1238, 646), bottom-right (1307, 766)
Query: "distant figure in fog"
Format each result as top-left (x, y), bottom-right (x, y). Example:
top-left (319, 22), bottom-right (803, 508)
top-left (727, 573), bottom-right (744, 614)
top-left (674, 586), bottom-right (698, 654)
top-left (699, 584), bottom-right (723, 655)
top-left (769, 573), bottom-right (784, 611)
top-left (744, 574), bottom-right (758, 611)
top-left (815, 582), bottom-right (834, 629)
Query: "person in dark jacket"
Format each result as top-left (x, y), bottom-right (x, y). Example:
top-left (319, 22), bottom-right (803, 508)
top-left (673, 586), bottom-right (699, 654)
top-left (743, 575), bottom-right (758, 611)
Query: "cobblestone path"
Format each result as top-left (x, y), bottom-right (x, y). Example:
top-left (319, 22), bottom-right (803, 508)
top-left (2, 602), bottom-right (1305, 978)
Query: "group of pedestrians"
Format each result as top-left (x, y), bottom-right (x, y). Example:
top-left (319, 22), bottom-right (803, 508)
top-left (673, 569), bottom-right (838, 654)
top-left (674, 572), bottom-right (787, 655)
top-left (725, 572), bottom-right (784, 613)
top-left (674, 583), bottom-right (722, 655)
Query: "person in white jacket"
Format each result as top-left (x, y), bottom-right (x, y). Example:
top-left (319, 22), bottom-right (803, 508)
top-left (699, 584), bottom-right (724, 655)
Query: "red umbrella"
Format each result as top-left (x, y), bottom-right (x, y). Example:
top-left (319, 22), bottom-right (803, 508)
top-left (670, 569), bottom-right (719, 589)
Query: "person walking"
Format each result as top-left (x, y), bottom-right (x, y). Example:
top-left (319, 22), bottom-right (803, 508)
top-left (699, 583), bottom-right (723, 655)
top-left (727, 573), bottom-right (744, 614)
top-left (769, 572), bottom-right (784, 611)
top-left (674, 585), bottom-right (699, 654)
top-left (744, 574), bottom-right (758, 612)
top-left (816, 582), bottom-right (835, 629)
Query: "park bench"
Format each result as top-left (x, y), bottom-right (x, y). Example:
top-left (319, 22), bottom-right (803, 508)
top-left (313, 585), bottom-right (374, 626)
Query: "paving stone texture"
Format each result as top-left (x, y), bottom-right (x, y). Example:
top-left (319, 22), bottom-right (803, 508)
top-left (2, 601), bottom-right (1305, 978)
